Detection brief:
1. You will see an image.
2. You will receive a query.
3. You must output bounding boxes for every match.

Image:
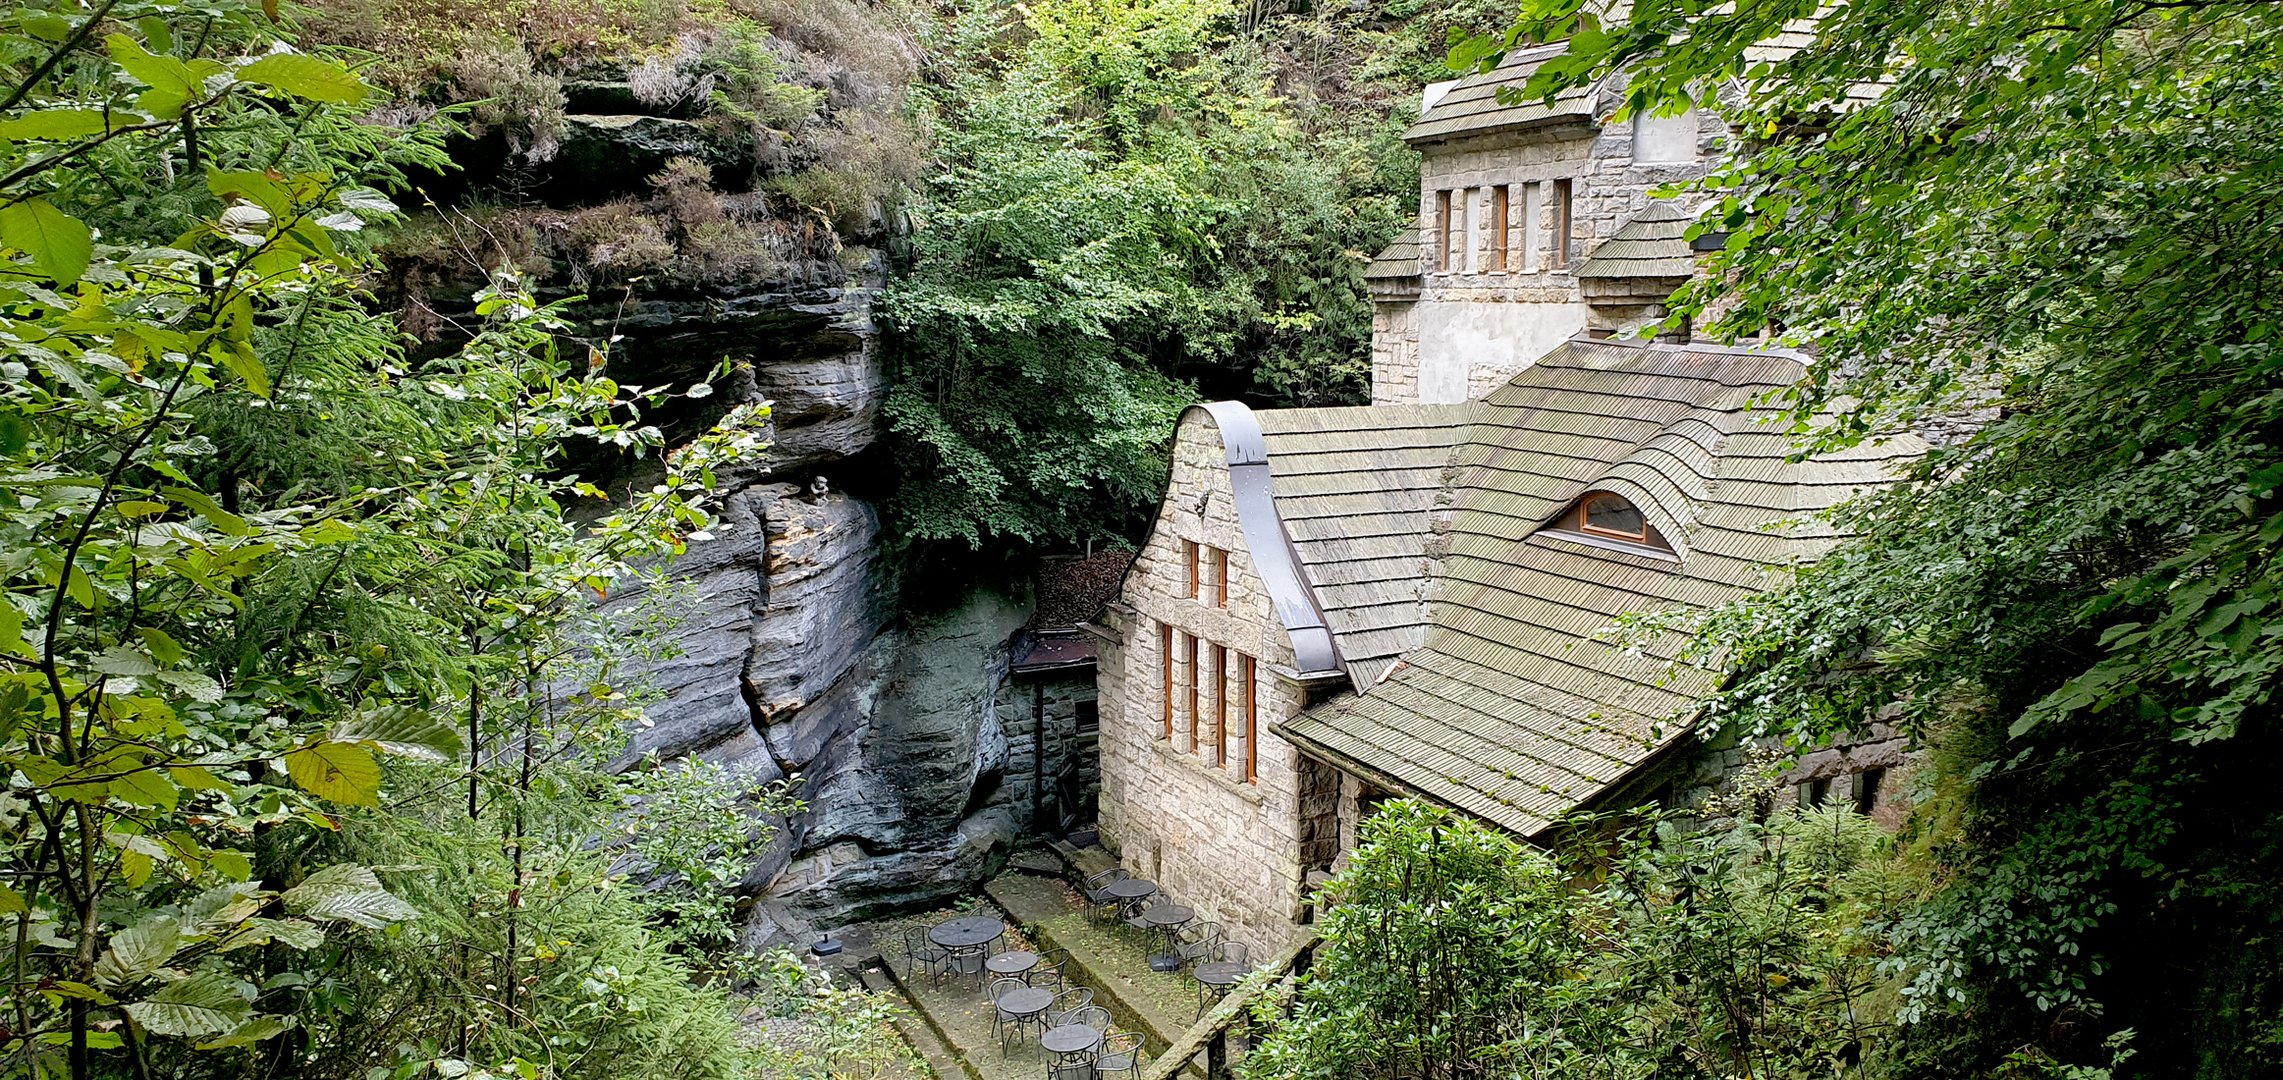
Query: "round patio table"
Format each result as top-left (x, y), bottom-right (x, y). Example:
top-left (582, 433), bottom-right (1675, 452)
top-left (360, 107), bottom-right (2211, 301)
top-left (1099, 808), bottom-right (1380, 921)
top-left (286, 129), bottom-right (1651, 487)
top-left (986, 950), bottom-right (1039, 980)
top-left (1193, 960), bottom-right (1246, 1017)
top-left (995, 986), bottom-right (1054, 1054)
top-left (1041, 1022), bottom-right (1103, 1061)
top-left (1103, 877), bottom-right (1158, 920)
top-left (1137, 903), bottom-right (1193, 972)
top-left (930, 915), bottom-right (1005, 987)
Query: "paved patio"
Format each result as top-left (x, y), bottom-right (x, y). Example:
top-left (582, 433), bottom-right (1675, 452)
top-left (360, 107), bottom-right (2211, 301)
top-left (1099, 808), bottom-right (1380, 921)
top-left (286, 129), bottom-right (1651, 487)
top-left (834, 843), bottom-right (1240, 1079)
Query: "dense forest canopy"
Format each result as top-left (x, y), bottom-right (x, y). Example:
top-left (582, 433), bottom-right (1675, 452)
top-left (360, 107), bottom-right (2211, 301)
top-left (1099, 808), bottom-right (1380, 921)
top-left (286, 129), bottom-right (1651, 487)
top-left (4, 0), bottom-right (2281, 1076)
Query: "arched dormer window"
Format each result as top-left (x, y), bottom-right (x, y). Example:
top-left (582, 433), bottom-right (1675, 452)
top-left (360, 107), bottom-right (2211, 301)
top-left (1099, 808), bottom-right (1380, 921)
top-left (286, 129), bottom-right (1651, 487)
top-left (1544, 491), bottom-right (1675, 556)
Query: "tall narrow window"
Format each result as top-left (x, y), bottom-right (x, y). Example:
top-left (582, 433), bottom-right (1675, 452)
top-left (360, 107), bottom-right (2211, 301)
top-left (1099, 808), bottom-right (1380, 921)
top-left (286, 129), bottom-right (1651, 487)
top-left (1434, 190), bottom-right (1452, 271)
top-left (1211, 643), bottom-right (1228, 766)
top-left (1183, 540), bottom-right (1199, 599)
top-left (1211, 547), bottom-right (1229, 608)
top-left (1551, 178), bottom-right (1575, 269)
top-left (1239, 653), bottom-right (1258, 783)
top-left (1184, 633), bottom-right (1200, 753)
top-left (1489, 185), bottom-right (1509, 271)
top-left (1159, 622), bottom-right (1174, 740)
top-left (1853, 768), bottom-right (1886, 814)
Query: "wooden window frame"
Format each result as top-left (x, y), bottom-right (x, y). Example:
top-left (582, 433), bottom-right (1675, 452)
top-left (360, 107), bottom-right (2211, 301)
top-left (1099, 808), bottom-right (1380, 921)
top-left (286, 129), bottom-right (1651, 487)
top-left (1184, 632), bottom-right (1200, 753)
top-left (1239, 653), bottom-right (1257, 783)
top-left (1211, 546), bottom-right (1228, 608)
top-left (1578, 492), bottom-right (1651, 542)
top-left (1551, 178), bottom-right (1574, 269)
top-left (1434, 190), bottom-right (1452, 271)
top-left (1489, 185), bottom-right (1509, 272)
top-left (1159, 622), bottom-right (1174, 740)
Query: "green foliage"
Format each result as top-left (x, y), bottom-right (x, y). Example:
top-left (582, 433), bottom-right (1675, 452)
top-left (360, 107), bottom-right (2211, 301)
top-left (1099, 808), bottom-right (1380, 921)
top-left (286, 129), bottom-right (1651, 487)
top-left (1246, 799), bottom-right (1915, 1080)
top-left (0, 3), bottom-right (771, 1076)
top-left (877, 0), bottom-right (1444, 551)
top-left (617, 753), bottom-right (802, 960)
top-left (1451, 0), bottom-right (2283, 1071)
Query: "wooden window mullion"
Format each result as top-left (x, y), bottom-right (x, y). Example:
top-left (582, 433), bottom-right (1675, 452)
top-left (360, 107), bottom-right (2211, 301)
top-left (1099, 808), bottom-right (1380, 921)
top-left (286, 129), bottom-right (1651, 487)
top-left (1212, 547), bottom-right (1228, 608)
top-left (1241, 653), bottom-right (1257, 783)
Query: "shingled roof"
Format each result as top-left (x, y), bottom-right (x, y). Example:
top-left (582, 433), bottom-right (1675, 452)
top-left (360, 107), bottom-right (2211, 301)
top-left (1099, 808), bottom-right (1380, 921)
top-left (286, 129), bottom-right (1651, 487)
top-left (1575, 200), bottom-right (1699, 280)
top-left (1364, 226), bottom-right (1422, 281)
top-left (1256, 405), bottom-right (1466, 687)
top-left (1278, 338), bottom-right (1924, 836)
top-left (1404, 44), bottom-right (1603, 145)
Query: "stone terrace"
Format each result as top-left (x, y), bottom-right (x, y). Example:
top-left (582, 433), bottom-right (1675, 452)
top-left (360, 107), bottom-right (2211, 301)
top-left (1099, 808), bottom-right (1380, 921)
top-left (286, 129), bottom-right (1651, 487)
top-left (827, 843), bottom-right (1243, 1080)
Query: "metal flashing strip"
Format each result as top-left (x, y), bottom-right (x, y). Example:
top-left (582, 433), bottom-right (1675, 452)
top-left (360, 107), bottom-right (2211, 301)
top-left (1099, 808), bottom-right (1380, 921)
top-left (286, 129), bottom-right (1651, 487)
top-left (1193, 401), bottom-right (1343, 676)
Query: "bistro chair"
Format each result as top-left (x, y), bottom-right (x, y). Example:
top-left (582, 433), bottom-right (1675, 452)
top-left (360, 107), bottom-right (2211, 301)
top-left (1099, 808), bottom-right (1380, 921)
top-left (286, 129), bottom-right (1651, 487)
top-left (1174, 920), bottom-right (1224, 968)
top-left (1095, 1031), bottom-right (1144, 1080)
top-left (1057, 1004), bottom-right (1112, 1034)
top-left (1034, 947), bottom-right (1072, 986)
top-left (1081, 867), bottom-right (1130, 923)
top-left (1047, 1061), bottom-right (1094, 1080)
top-left (1051, 985), bottom-right (1093, 1018)
top-left (903, 925), bottom-right (951, 986)
top-left (990, 977), bottom-right (1043, 1052)
top-left (1212, 940), bottom-right (1250, 966)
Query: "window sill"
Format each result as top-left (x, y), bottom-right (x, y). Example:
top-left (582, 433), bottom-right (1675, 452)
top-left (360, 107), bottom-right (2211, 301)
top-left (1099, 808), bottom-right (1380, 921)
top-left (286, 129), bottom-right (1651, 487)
top-left (1150, 737), bottom-right (1267, 804)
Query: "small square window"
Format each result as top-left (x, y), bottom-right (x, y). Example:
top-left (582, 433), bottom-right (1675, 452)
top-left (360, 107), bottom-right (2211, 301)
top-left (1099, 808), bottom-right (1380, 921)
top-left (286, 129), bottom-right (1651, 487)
top-left (1075, 699), bottom-right (1099, 733)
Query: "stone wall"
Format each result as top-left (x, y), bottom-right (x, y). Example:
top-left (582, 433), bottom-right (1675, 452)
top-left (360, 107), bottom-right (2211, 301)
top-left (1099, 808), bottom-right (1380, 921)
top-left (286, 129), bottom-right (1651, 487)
top-left (1095, 412), bottom-right (1316, 956)
top-left (1378, 96), bottom-right (1730, 404)
top-left (994, 670), bottom-right (1102, 834)
top-left (1370, 297), bottom-right (1420, 406)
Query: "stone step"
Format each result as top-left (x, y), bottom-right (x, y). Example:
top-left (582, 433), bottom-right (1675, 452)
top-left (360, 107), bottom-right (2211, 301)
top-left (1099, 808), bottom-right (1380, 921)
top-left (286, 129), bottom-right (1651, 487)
top-left (856, 959), bottom-right (969, 1080)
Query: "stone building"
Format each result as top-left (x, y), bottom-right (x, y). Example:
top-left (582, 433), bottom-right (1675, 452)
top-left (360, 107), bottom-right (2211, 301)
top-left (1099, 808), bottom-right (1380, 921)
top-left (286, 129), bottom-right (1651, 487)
top-left (1089, 46), bottom-right (1923, 955)
top-left (1368, 43), bottom-right (1730, 405)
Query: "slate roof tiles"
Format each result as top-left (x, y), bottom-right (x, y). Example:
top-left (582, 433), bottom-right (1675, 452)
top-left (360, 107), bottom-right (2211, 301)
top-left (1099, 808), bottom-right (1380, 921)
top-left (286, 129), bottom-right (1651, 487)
top-left (1269, 338), bottom-right (1924, 835)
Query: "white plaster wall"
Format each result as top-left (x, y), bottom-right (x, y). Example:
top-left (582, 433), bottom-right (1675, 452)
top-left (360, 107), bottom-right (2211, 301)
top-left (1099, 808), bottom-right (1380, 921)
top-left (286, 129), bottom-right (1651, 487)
top-left (1416, 297), bottom-right (1587, 403)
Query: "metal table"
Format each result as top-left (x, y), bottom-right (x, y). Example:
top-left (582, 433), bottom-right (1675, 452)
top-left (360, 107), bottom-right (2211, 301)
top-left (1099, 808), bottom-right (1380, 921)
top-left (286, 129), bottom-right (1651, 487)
top-left (1040, 1022), bottom-right (1103, 1061)
top-left (1103, 876), bottom-right (1157, 920)
top-left (1194, 960), bottom-right (1247, 1017)
top-left (995, 985), bottom-right (1054, 1054)
top-left (929, 915), bottom-right (1005, 988)
top-left (1137, 902), bottom-right (1193, 972)
top-left (986, 950), bottom-right (1039, 981)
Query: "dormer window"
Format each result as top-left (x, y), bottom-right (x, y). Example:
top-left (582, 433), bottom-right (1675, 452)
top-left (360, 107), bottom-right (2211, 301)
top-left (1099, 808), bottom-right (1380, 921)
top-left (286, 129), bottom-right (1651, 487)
top-left (1544, 491), bottom-right (1675, 555)
top-left (1581, 492), bottom-right (1647, 540)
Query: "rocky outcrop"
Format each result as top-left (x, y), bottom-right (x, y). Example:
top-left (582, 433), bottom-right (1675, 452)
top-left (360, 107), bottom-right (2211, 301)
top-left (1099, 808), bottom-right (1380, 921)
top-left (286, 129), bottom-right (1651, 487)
top-left (604, 463), bottom-right (1042, 925)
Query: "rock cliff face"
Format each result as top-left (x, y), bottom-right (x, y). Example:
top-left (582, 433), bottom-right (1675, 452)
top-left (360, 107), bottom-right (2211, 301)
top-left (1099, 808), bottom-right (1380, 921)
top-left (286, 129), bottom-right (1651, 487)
top-left (590, 294), bottom-right (1033, 926)
top-left (370, 53), bottom-right (1028, 927)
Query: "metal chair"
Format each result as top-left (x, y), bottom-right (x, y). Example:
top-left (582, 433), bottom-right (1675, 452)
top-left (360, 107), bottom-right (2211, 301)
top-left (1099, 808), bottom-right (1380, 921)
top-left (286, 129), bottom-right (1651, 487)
top-left (1034, 946), bottom-right (1071, 986)
top-left (991, 977), bottom-right (1041, 1053)
top-left (1212, 940), bottom-right (1249, 966)
top-left (1095, 1031), bottom-right (1144, 1080)
top-left (903, 925), bottom-right (951, 986)
top-left (1047, 1062), bottom-right (1094, 1080)
top-left (1081, 867), bottom-right (1129, 923)
top-left (1174, 920), bottom-right (1223, 968)
top-left (1050, 985), bottom-right (1093, 1019)
top-left (1058, 1004), bottom-right (1111, 1033)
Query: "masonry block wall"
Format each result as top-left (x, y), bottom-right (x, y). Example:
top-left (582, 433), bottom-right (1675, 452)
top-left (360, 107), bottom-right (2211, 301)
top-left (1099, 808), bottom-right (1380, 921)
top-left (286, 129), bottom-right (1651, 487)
top-left (1383, 98), bottom-right (1731, 404)
top-left (1094, 413), bottom-right (1314, 955)
top-left (1369, 298), bottom-right (1420, 406)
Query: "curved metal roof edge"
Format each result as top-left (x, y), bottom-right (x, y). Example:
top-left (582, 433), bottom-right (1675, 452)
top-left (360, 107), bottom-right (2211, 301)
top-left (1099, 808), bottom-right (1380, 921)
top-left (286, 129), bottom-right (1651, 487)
top-left (1190, 401), bottom-right (1345, 677)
